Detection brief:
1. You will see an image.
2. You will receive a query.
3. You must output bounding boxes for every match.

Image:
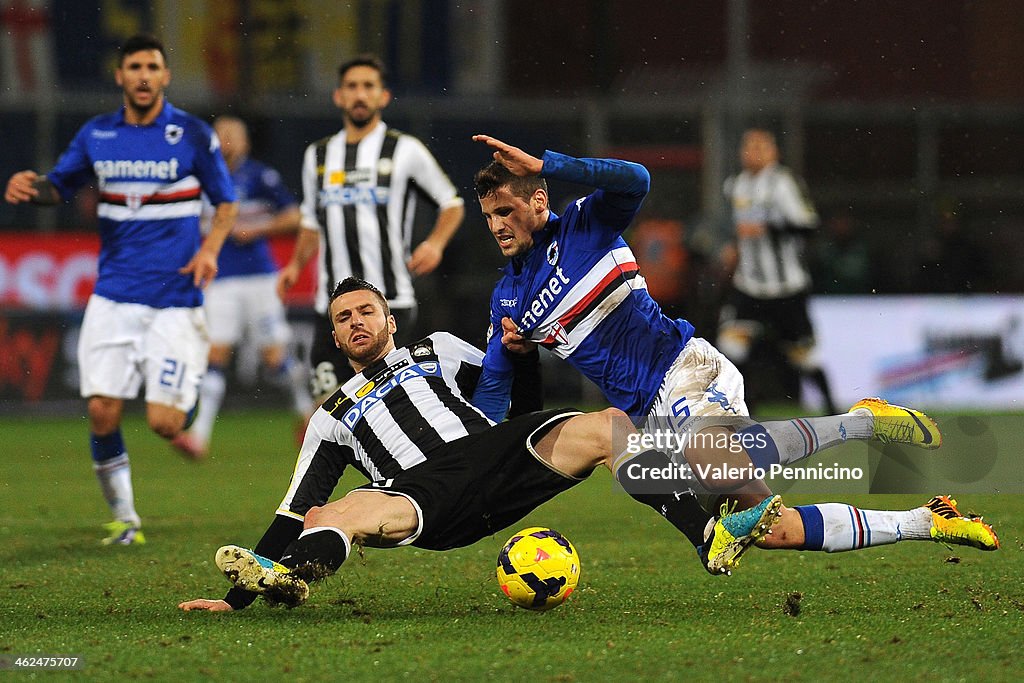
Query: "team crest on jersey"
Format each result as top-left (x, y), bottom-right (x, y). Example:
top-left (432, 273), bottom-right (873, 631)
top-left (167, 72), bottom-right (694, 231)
top-left (377, 158), bottom-right (394, 177)
top-left (412, 344), bottom-right (431, 358)
top-left (546, 240), bottom-right (559, 266)
top-left (550, 322), bottom-right (569, 345)
top-left (164, 124), bottom-right (184, 145)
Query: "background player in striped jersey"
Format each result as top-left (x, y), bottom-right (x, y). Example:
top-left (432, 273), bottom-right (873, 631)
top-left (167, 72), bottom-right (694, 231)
top-left (470, 135), bottom-right (996, 574)
top-left (277, 54), bottom-right (465, 405)
top-left (718, 127), bottom-right (837, 413)
top-left (4, 34), bottom-right (238, 545)
top-left (171, 116), bottom-right (313, 460)
top-left (177, 278), bottom-right (996, 612)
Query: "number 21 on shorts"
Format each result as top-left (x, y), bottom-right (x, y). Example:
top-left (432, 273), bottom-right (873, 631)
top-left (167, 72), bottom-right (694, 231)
top-left (159, 358), bottom-right (187, 390)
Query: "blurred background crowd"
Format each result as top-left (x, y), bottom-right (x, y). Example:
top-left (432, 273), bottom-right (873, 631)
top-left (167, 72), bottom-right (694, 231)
top-left (3, 0), bottom-right (1023, 412)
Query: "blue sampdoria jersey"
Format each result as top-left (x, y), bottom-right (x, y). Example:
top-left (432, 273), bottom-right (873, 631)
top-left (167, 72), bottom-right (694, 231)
top-left (213, 157), bottom-right (297, 279)
top-left (47, 102), bottom-right (235, 308)
top-left (476, 151), bottom-right (695, 421)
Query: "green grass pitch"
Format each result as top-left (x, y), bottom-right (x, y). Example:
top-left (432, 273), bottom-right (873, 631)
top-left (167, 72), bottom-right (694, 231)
top-left (1, 410), bottom-right (1022, 681)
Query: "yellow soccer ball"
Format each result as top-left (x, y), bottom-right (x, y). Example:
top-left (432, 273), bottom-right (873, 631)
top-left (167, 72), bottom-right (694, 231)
top-left (496, 527), bottom-right (580, 611)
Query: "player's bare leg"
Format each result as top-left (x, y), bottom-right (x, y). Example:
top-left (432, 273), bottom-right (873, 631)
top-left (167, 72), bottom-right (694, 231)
top-left (216, 491), bottom-right (419, 607)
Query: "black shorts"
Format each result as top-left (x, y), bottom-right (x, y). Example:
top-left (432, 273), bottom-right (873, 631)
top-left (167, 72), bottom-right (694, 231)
top-left (725, 289), bottom-right (815, 346)
top-left (354, 408), bottom-right (584, 551)
top-left (309, 307), bottom-right (416, 399)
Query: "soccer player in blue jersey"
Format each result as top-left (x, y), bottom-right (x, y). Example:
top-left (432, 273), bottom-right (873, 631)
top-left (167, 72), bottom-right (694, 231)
top-left (177, 279), bottom-right (997, 612)
top-left (470, 135), bottom-right (997, 574)
top-left (172, 116), bottom-right (313, 460)
top-left (4, 34), bottom-right (238, 545)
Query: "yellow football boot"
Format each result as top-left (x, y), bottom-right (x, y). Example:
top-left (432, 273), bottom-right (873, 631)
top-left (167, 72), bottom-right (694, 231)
top-left (925, 495), bottom-right (999, 551)
top-left (850, 397), bottom-right (942, 449)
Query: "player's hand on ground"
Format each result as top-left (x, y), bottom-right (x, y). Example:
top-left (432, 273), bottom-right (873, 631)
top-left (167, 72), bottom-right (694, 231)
top-left (277, 263), bottom-right (301, 299)
top-left (4, 170), bottom-right (40, 204)
top-left (407, 240), bottom-right (443, 276)
top-left (472, 135), bottom-right (543, 176)
top-left (178, 598), bottom-right (233, 612)
top-left (180, 249), bottom-right (219, 288)
top-left (501, 316), bottom-right (536, 354)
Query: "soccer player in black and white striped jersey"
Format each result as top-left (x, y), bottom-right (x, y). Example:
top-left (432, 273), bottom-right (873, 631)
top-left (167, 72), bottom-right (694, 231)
top-left (178, 277), bottom-right (998, 611)
top-left (277, 54), bottom-right (465, 404)
top-left (719, 128), bottom-right (837, 413)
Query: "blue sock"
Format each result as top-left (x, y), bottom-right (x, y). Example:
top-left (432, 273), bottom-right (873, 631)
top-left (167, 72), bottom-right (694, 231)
top-left (90, 430), bottom-right (126, 463)
top-left (736, 424), bottom-right (780, 469)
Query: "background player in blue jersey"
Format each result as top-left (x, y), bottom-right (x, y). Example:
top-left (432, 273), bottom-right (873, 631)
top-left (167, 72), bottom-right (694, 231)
top-left (172, 116), bottom-right (313, 460)
top-left (4, 34), bottom-right (238, 545)
top-left (469, 135), bottom-right (986, 574)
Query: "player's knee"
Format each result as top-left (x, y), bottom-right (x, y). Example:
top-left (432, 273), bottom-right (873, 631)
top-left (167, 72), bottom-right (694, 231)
top-left (145, 405), bottom-right (185, 439)
top-left (595, 407), bottom-right (631, 466)
top-left (304, 506), bottom-right (325, 528)
top-left (261, 345), bottom-right (286, 369)
top-left (87, 398), bottom-right (121, 434)
top-left (148, 416), bottom-right (179, 440)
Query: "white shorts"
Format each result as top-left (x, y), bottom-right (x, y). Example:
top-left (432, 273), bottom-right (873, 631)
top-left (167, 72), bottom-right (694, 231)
top-left (78, 294), bottom-right (209, 411)
top-left (642, 337), bottom-right (758, 508)
top-left (643, 337), bottom-right (753, 432)
top-left (203, 273), bottom-right (292, 348)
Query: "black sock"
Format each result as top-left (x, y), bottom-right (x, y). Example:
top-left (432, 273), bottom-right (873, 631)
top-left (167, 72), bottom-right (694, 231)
top-left (617, 449), bottom-right (711, 549)
top-left (280, 527), bottom-right (350, 582)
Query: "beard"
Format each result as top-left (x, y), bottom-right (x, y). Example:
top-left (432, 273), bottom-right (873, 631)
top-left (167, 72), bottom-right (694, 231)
top-left (126, 90), bottom-right (159, 115)
top-left (340, 326), bottom-right (391, 367)
top-left (345, 106), bottom-right (377, 129)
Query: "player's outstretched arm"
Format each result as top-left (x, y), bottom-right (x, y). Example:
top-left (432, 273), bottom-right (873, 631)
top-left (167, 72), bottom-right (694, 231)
top-left (178, 598), bottom-right (233, 612)
top-left (472, 135), bottom-right (543, 176)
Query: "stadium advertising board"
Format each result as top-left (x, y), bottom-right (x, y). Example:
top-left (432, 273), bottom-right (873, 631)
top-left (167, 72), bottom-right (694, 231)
top-left (0, 232), bottom-right (315, 310)
top-left (0, 232), bottom-right (315, 409)
top-left (811, 295), bottom-right (1024, 409)
top-left (0, 233), bottom-right (99, 310)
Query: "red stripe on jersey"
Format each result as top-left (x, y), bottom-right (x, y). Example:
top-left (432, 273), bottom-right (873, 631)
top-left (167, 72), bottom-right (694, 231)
top-left (100, 187), bottom-right (202, 206)
top-left (539, 261), bottom-right (639, 344)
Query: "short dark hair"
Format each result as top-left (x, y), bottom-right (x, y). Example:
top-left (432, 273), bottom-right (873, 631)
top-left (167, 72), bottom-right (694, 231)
top-left (338, 54), bottom-right (388, 86)
top-left (473, 162), bottom-right (547, 201)
top-left (329, 277), bottom-right (390, 315)
top-left (119, 33), bottom-right (167, 65)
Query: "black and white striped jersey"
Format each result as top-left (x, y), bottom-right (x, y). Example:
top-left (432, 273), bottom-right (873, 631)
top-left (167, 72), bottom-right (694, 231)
top-left (724, 163), bottom-right (818, 299)
top-left (299, 121), bottom-right (464, 313)
top-left (276, 332), bottom-right (492, 518)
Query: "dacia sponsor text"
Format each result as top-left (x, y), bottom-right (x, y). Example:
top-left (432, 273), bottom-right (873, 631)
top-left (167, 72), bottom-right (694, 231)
top-left (319, 185), bottom-right (390, 206)
top-left (342, 361), bottom-right (441, 428)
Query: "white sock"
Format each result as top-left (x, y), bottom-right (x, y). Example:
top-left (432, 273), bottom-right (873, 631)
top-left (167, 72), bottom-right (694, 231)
top-left (740, 414), bottom-right (874, 467)
top-left (93, 454), bottom-right (140, 526)
top-left (192, 366), bottom-right (226, 445)
top-left (794, 503), bottom-right (932, 551)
